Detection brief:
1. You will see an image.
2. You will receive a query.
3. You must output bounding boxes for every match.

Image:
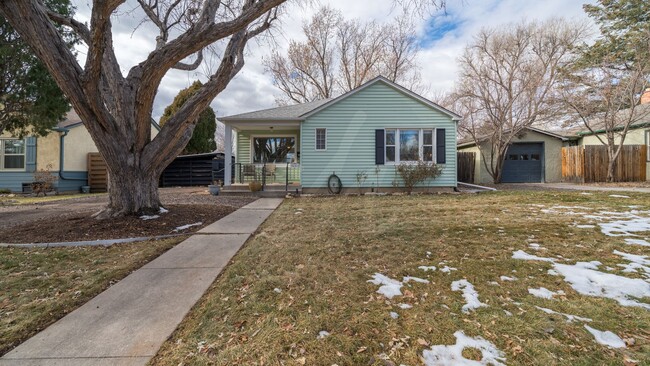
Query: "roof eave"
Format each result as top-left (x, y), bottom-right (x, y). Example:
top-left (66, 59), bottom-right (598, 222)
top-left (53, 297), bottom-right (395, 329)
top-left (218, 117), bottom-right (305, 123)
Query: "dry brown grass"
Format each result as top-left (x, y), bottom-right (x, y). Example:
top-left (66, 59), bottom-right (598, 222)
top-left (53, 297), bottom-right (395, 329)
top-left (151, 191), bottom-right (650, 366)
top-left (0, 237), bottom-right (186, 355)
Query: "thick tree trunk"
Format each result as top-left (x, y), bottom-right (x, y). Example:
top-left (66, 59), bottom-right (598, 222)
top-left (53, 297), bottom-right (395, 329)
top-left (94, 162), bottom-right (163, 218)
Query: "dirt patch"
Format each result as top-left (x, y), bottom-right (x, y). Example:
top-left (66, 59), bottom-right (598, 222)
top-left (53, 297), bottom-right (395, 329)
top-left (0, 204), bottom-right (236, 243)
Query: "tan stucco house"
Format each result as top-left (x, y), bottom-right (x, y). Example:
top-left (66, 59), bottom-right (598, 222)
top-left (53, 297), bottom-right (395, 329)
top-left (0, 110), bottom-right (160, 193)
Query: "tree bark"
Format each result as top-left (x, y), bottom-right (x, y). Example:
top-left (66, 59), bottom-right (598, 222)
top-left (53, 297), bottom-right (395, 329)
top-left (101, 165), bottom-right (162, 218)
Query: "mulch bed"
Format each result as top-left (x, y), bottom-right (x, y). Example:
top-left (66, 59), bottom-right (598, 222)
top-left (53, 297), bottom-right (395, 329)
top-left (0, 204), bottom-right (237, 244)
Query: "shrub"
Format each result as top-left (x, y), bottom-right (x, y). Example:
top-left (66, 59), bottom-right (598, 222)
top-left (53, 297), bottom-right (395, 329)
top-left (0, 188), bottom-right (11, 194)
top-left (31, 164), bottom-right (58, 196)
top-left (355, 170), bottom-right (368, 194)
top-left (395, 161), bottom-right (442, 194)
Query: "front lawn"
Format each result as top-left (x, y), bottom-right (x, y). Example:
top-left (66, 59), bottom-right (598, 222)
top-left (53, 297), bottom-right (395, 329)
top-left (0, 237), bottom-right (185, 355)
top-left (152, 191), bottom-right (649, 366)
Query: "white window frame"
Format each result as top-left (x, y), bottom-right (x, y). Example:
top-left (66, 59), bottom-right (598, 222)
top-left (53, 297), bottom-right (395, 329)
top-left (384, 128), bottom-right (435, 164)
top-left (315, 128), bottom-right (327, 151)
top-left (0, 138), bottom-right (26, 171)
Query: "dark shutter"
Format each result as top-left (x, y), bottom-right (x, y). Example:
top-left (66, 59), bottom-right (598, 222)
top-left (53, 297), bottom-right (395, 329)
top-left (25, 137), bottom-right (37, 172)
top-left (375, 129), bottom-right (385, 165)
top-left (436, 129), bottom-right (446, 164)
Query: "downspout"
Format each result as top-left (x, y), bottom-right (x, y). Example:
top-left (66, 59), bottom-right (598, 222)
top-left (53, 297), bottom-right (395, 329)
top-left (52, 127), bottom-right (74, 181)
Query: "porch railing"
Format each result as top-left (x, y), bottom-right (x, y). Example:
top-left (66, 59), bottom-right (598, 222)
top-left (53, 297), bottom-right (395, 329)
top-left (235, 162), bottom-right (300, 191)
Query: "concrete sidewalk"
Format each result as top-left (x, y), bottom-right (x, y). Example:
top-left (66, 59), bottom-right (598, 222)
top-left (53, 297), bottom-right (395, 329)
top-left (529, 183), bottom-right (650, 193)
top-left (1, 198), bottom-right (283, 366)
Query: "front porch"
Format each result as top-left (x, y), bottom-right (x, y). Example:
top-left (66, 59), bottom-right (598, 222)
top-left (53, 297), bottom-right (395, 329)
top-left (222, 120), bottom-right (301, 194)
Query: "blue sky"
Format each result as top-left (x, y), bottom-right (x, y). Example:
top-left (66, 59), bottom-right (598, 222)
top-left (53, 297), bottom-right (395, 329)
top-left (73, 0), bottom-right (597, 120)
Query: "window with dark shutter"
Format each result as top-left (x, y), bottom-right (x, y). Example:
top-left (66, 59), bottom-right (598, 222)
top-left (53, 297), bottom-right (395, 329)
top-left (436, 128), bottom-right (446, 164)
top-left (375, 129), bottom-right (385, 165)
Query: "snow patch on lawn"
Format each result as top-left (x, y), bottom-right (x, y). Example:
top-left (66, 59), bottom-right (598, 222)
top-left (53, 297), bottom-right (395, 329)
top-left (584, 325), bottom-right (626, 348)
top-left (624, 238), bottom-right (650, 247)
top-left (440, 266), bottom-right (458, 273)
top-left (418, 265), bottom-right (437, 271)
top-left (368, 273), bottom-right (403, 299)
top-left (499, 275), bottom-right (517, 281)
top-left (398, 303), bottom-right (412, 309)
top-left (614, 250), bottom-right (650, 279)
top-left (451, 280), bottom-right (487, 313)
top-left (173, 222), bottom-right (203, 232)
top-left (421, 331), bottom-right (506, 366)
top-left (159, 207), bottom-right (169, 214)
top-left (535, 306), bottom-right (592, 323)
top-left (609, 194), bottom-right (630, 198)
top-left (317, 330), bottom-right (330, 339)
top-left (528, 287), bottom-right (563, 299)
top-left (390, 311), bottom-right (399, 319)
top-left (512, 250), bottom-right (557, 262)
top-left (403, 276), bottom-right (430, 284)
top-left (600, 217), bottom-right (650, 237)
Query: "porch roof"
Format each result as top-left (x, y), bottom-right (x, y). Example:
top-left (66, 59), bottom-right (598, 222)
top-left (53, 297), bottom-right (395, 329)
top-left (219, 98), bottom-right (332, 122)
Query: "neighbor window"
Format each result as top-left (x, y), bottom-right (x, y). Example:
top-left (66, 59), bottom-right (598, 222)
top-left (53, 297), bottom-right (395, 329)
top-left (385, 129), bottom-right (434, 163)
top-left (1, 139), bottom-right (26, 170)
top-left (252, 136), bottom-right (296, 163)
top-left (315, 128), bottom-right (327, 150)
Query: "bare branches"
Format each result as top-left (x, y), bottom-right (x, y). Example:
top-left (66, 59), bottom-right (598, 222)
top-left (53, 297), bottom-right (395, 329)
top-left (454, 19), bottom-right (588, 183)
top-left (265, 6), bottom-right (423, 105)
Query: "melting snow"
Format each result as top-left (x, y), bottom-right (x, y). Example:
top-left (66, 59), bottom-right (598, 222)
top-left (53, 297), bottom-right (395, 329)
top-left (368, 273), bottom-right (403, 299)
top-left (528, 287), bottom-right (563, 299)
top-left (614, 250), bottom-right (650, 279)
top-left (421, 331), bottom-right (506, 366)
top-left (173, 222), bottom-right (203, 232)
top-left (419, 265), bottom-right (437, 271)
top-left (547, 269), bottom-right (559, 276)
top-left (451, 280), bottom-right (487, 313)
top-left (512, 250), bottom-right (557, 262)
top-left (390, 311), bottom-right (399, 319)
top-left (398, 303), bottom-right (412, 309)
top-left (500, 276), bottom-right (517, 281)
top-left (440, 266), bottom-right (458, 273)
top-left (159, 207), bottom-right (169, 214)
top-left (575, 224), bottom-right (596, 229)
top-left (609, 194), bottom-right (630, 198)
top-left (625, 238), bottom-right (650, 247)
top-left (535, 306), bottom-right (592, 323)
top-left (600, 217), bottom-right (650, 237)
top-left (584, 325), bottom-right (626, 348)
top-left (273, 288), bottom-right (282, 293)
top-left (317, 330), bottom-right (330, 339)
top-left (403, 276), bottom-right (430, 284)
top-left (140, 215), bottom-right (159, 220)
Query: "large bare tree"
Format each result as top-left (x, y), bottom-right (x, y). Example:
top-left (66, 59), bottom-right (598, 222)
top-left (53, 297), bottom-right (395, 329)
top-left (560, 61), bottom-right (650, 182)
top-left (0, 0), bottom-right (285, 217)
top-left (453, 19), bottom-right (587, 183)
top-left (265, 6), bottom-right (423, 104)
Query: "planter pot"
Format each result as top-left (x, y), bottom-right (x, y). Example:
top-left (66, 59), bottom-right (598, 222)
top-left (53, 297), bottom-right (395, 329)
top-left (208, 185), bottom-right (220, 196)
top-left (81, 185), bottom-right (91, 194)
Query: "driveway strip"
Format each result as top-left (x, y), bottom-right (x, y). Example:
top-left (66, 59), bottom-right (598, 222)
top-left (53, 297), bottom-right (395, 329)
top-left (1, 198), bottom-right (282, 366)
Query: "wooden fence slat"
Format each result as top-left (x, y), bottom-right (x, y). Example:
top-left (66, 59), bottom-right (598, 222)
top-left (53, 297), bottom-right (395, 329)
top-left (87, 152), bottom-right (108, 193)
top-left (457, 152), bottom-right (476, 183)
top-left (562, 145), bottom-right (646, 183)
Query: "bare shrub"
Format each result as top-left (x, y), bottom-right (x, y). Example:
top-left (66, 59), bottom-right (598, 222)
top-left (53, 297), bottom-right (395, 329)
top-left (31, 164), bottom-right (58, 196)
top-left (395, 161), bottom-right (442, 194)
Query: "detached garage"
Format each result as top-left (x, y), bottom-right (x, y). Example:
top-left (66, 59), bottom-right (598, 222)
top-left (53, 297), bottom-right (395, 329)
top-left (457, 127), bottom-right (567, 184)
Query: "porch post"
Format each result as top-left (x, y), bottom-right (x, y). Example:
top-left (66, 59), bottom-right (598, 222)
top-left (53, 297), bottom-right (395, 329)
top-left (224, 124), bottom-right (233, 186)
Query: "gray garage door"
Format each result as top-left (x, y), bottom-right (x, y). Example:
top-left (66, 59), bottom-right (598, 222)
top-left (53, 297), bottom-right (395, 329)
top-left (501, 143), bottom-right (543, 183)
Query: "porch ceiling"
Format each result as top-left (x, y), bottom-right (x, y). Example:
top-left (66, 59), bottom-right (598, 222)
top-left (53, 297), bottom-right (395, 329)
top-left (226, 120), bottom-right (301, 131)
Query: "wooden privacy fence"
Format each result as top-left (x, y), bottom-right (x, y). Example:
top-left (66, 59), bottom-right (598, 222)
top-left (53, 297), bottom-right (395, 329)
top-left (562, 145), bottom-right (647, 183)
top-left (457, 151), bottom-right (476, 183)
top-left (87, 152), bottom-right (108, 192)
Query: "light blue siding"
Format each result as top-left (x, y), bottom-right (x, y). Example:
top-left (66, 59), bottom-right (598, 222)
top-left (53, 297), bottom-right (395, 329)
top-left (56, 171), bottom-right (87, 193)
top-left (0, 172), bottom-right (34, 192)
top-left (300, 82), bottom-right (457, 189)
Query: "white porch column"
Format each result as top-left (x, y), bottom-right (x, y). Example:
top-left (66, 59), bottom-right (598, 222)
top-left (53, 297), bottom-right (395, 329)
top-left (224, 124), bottom-right (233, 186)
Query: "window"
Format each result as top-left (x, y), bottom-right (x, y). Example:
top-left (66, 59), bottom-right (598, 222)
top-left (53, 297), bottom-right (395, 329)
top-left (1, 139), bottom-right (26, 170)
top-left (508, 154), bottom-right (519, 160)
top-left (385, 129), bottom-right (434, 163)
top-left (252, 136), bottom-right (296, 163)
top-left (530, 154), bottom-right (540, 161)
top-left (315, 128), bottom-right (327, 150)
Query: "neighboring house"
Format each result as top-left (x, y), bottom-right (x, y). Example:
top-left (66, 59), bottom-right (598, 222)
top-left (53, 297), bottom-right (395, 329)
top-left (458, 90), bottom-right (650, 184)
top-left (457, 127), bottom-right (569, 184)
top-left (219, 76), bottom-right (461, 193)
top-left (0, 110), bottom-right (160, 193)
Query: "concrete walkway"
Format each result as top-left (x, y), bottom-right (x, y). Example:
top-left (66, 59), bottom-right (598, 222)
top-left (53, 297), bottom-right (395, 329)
top-left (527, 183), bottom-right (650, 193)
top-left (1, 198), bottom-right (283, 366)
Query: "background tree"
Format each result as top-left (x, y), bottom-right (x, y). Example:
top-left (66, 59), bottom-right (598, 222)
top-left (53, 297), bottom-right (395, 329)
top-left (0, 0), bottom-right (443, 217)
top-left (452, 19), bottom-right (587, 183)
top-left (0, 0), bottom-right (75, 136)
top-left (160, 81), bottom-right (217, 155)
top-left (560, 0), bottom-right (650, 182)
top-left (265, 6), bottom-right (423, 105)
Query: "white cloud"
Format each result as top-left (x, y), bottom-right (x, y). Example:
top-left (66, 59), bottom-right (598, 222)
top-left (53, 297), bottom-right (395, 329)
top-left (71, 0), bottom-right (596, 120)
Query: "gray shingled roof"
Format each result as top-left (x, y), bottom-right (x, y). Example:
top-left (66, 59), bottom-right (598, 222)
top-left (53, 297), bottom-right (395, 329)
top-left (57, 109), bottom-right (82, 128)
top-left (220, 98), bottom-right (333, 121)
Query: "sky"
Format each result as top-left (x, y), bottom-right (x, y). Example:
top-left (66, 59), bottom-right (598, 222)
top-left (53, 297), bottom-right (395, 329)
top-left (72, 0), bottom-right (597, 121)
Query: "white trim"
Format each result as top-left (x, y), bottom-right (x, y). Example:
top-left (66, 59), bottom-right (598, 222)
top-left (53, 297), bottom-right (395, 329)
top-left (249, 134), bottom-right (298, 164)
top-left (383, 128), bottom-right (435, 165)
top-left (315, 128), bottom-right (327, 151)
top-left (300, 76), bottom-right (462, 120)
top-left (224, 125), bottom-right (232, 186)
top-left (0, 138), bottom-right (27, 171)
